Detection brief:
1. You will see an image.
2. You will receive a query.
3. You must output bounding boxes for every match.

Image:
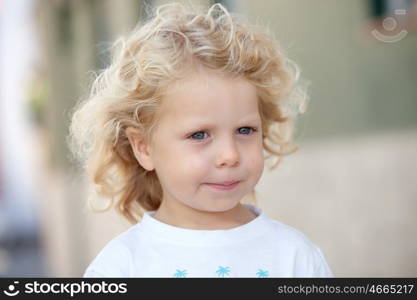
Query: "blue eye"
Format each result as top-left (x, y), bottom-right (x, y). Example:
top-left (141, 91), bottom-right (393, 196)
top-left (190, 131), bottom-right (208, 140)
top-left (239, 127), bottom-right (256, 135)
top-left (189, 127), bottom-right (257, 141)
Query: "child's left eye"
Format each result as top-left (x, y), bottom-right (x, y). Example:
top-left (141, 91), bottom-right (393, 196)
top-left (237, 127), bottom-right (256, 135)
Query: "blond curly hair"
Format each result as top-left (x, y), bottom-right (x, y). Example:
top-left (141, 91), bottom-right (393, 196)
top-left (68, 2), bottom-right (309, 225)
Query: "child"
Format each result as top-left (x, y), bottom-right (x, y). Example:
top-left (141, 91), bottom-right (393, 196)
top-left (69, 2), bottom-right (333, 278)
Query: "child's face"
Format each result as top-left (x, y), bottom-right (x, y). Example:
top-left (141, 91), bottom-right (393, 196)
top-left (131, 70), bottom-right (264, 213)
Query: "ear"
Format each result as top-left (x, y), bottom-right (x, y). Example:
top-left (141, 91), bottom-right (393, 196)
top-left (125, 127), bottom-right (155, 171)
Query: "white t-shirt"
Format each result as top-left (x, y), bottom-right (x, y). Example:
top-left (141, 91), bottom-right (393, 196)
top-left (83, 204), bottom-right (333, 277)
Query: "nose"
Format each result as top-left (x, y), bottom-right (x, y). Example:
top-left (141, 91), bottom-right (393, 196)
top-left (215, 137), bottom-right (240, 168)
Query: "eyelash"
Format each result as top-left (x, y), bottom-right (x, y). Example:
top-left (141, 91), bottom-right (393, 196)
top-left (188, 127), bottom-right (258, 141)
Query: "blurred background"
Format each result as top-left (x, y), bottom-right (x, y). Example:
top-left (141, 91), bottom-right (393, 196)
top-left (0, 0), bottom-right (416, 277)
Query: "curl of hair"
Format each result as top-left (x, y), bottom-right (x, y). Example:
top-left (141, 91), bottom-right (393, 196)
top-left (68, 2), bottom-right (309, 224)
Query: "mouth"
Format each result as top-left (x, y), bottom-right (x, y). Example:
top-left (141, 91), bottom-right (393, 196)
top-left (203, 180), bottom-right (240, 191)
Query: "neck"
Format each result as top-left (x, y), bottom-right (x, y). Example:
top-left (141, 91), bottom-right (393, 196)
top-left (152, 201), bottom-right (256, 230)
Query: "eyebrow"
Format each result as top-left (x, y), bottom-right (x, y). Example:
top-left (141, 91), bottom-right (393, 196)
top-left (181, 115), bottom-right (261, 129)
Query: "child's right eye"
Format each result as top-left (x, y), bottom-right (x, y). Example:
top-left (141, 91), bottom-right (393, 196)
top-left (189, 131), bottom-right (208, 140)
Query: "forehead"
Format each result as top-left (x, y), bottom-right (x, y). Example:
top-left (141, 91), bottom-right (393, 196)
top-left (158, 71), bottom-right (259, 120)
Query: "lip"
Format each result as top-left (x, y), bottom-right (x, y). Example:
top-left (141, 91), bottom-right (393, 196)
top-left (204, 181), bottom-right (240, 190)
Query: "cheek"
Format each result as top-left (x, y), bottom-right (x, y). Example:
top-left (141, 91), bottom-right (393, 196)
top-left (249, 152), bottom-right (264, 169)
top-left (246, 145), bottom-right (265, 175)
top-left (166, 147), bottom-right (209, 177)
top-left (182, 154), bottom-right (210, 178)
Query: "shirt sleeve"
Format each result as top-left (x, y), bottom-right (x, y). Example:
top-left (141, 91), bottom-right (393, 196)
top-left (82, 241), bottom-right (132, 278)
top-left (83, 268), bottom-right (107, 278)
top-left (312, 245), bottom-right (334, 277)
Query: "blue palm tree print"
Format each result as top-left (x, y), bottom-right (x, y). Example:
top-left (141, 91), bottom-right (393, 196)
top-left (256, 269), bottom-right (269, 278)
top-left (216, 266), bottom-right (231, 277)
top-left (173, 269), bottom-right (187, 278)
